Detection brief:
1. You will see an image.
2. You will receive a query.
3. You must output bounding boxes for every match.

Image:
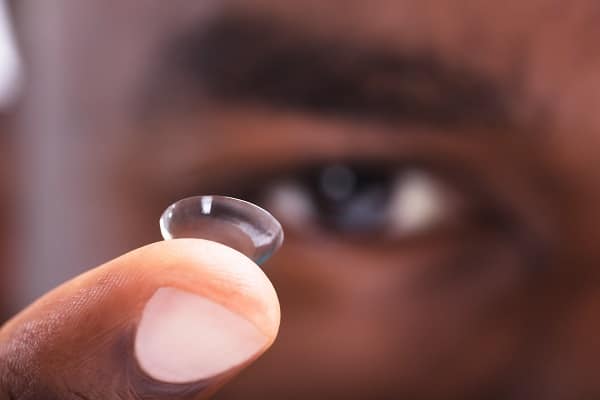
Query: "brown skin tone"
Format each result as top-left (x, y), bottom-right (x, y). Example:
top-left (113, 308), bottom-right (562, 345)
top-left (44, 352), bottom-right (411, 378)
top-left (0, 240), bottom-right (280, 399)
top-left (5, 0), bottom-right (600, 398)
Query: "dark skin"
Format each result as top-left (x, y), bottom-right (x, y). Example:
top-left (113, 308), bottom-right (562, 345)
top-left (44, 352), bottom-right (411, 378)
top-left (4, 0), bottom-right (600, 398)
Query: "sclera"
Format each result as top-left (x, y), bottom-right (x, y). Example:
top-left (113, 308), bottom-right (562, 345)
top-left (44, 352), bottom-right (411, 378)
top-left (160, 196), bottom-right (284, 265)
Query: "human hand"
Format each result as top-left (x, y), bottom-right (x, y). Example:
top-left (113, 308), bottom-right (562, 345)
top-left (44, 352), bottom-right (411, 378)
top-left (0, 239), bottom-right (280, 399)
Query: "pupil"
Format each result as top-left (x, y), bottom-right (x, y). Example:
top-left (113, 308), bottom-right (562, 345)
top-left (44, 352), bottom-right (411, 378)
top-left (309, 164), bottom-right (394, 233)
top-left (320, 165), bottom-right (356, 201)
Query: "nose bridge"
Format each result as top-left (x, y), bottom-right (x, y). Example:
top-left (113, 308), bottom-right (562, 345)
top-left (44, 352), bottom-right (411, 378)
top-left (549, 80), bottom-right (600, 273)
top-left (553, 161), bottom-right (600, 280)
top-left (502, 176), bottom-right (600, 398)
top-left (520, 122), bottom-right (600, 284)
top-left (520, 141), bottom-right (600, 393)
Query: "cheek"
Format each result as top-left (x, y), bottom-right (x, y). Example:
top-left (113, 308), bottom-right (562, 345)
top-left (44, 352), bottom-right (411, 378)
top-left (262, 228), bottom-right (537, 396)
top-left (524, 289), bottom-right (600, 397)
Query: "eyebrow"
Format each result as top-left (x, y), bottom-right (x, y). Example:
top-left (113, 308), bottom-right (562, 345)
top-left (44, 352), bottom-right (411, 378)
top-left (161, 14), bottom-right (512, 129)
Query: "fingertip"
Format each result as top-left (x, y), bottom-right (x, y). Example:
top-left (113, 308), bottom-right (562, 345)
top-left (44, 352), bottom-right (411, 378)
top-left (127, 239), bottom-right (280, 342)
top-left (130, 239), bottom-right (281, 385)
top-left (0, 239), bottom-right (281, 398)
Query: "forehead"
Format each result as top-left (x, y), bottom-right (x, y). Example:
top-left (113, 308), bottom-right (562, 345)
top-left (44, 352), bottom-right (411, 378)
top-left (61, 0), bottom-right (600, 62)
top-left (51, 0), bottom-right (600, 127)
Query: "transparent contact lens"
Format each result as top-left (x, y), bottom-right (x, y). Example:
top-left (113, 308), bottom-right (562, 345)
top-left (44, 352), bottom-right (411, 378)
top-left (160, 196), bottom-right (284, 265)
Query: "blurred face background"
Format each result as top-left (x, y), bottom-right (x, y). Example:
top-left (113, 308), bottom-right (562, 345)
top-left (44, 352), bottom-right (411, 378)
top-left (5, 0), bottom-right (600, 399)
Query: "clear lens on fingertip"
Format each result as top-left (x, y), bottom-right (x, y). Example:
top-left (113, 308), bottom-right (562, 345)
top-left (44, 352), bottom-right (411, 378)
top-left (159, 195), bottom-right (284, 265)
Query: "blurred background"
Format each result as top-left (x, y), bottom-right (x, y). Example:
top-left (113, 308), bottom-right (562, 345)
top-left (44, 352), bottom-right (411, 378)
top-left (4, 1), bottom-right (600, 399)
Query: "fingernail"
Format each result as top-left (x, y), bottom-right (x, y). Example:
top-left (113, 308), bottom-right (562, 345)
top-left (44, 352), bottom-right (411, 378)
top-left (134, 287), bottom-right (268, 383)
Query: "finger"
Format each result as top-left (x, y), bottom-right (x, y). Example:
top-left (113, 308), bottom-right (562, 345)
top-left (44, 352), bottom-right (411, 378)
top-left (0, 239), bottom-right (280, 400)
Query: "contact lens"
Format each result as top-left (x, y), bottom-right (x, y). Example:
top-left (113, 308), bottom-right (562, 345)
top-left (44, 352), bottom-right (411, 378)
top-left (159, 196), bottom-right (284, 265)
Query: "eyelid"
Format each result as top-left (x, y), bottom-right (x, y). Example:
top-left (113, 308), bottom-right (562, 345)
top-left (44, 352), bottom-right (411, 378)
top-left (254, 162), bottom-right (474, 240)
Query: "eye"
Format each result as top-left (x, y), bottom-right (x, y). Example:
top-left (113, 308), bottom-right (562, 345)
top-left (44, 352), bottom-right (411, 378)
top-left (254, 162), bottom-right (474, 241)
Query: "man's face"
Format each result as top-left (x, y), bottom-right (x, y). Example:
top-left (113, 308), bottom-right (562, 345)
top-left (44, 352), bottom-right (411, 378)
top-left (16, 0), bottom-right (600, 398)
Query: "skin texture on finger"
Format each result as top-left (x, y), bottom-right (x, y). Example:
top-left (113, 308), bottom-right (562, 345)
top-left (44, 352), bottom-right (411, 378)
top-left (0, 239), bottom-right (280, 400)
